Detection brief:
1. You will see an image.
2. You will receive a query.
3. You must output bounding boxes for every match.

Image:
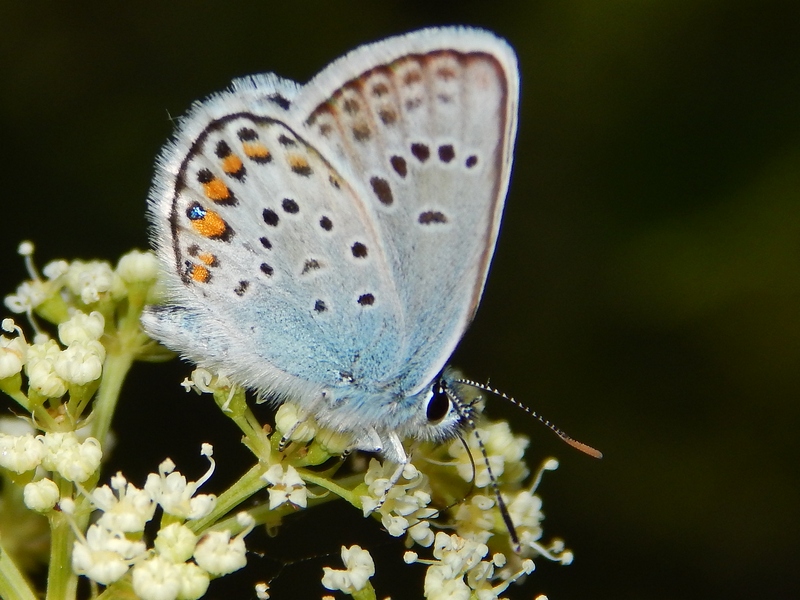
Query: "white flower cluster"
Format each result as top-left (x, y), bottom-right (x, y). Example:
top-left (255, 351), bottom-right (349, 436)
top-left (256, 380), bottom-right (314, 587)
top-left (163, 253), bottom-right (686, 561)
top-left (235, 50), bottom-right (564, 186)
top-left (144, 444), bottom-right (217, 520)
top-left (4, 243), bottom-right (159, 322)
top-left (448, 421), bottom-right (530, 489)
top-left (0, 310), bottom-right (106, 391)
top-left (5, 244), bottom-right (159, 318)
top-left (360, 459), bottom-right (438, 547)
top-left (443, 423), bottom-right (571, 559)
top-left (68, 445), bottom-right (252, 600)
top-left (0, 428), bottom-right (103, 504)
top-left (405, 532), bottom-right (535, 600)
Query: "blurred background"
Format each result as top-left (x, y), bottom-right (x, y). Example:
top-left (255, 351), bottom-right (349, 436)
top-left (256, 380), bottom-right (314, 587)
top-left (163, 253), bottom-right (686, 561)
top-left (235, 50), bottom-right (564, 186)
top-left (1, 1), bottom-right (798, 598)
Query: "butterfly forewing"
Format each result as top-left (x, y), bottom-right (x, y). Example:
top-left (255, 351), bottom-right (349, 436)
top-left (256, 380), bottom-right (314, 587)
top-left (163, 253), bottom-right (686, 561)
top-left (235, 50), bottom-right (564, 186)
top-left (296, 31), bottom-right (518, 395)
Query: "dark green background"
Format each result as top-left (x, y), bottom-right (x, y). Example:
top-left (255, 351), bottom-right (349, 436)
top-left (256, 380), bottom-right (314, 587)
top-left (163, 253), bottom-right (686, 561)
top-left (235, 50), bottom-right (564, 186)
top-left (1, 2), bottom-right (798, 598)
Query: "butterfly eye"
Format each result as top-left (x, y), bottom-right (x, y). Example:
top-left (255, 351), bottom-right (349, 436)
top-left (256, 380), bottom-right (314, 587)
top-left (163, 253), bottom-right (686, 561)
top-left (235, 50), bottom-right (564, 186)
top-left (426, 385), bottom-right (451, 423)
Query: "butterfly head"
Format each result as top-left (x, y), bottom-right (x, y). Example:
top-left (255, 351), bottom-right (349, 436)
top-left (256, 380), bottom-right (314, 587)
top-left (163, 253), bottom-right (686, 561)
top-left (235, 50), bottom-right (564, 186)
top-left (402, 367), bottom-right (478, 443)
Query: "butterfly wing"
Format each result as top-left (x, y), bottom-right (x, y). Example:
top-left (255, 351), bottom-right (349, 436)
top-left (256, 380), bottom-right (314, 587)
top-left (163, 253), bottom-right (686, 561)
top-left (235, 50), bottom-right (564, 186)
top-left (143, 27), bottom-right (518, 435)
top-left (294, 27), bottom-right (519, 396)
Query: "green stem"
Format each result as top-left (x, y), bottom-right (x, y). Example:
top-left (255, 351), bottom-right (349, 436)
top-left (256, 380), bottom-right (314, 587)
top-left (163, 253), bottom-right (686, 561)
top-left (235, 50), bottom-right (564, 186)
top-left (89, 349), bottom-right (134, 447)
top-left (0, 536), bottom-right (38, 600)
top-left (44, 511), bottom-right (77, 600)
top-left (188, 463), bottom-right (267, 534)
top-left (94, 577), bottom-right (134, 600)
top-left (90, 291), bottom-right (150, 445)
top-left (0, 374), bottom-right (29, 412)
top-left (215, 388), bottom-right (272, 460)
top-left (299, 470), bottom-right (365, 510)
top-left (352, 581), bottom-right (378, 600)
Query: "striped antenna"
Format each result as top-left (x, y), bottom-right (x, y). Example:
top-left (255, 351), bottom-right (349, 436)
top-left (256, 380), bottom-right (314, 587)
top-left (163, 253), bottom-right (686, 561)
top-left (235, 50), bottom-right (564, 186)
top-left (455, 378), bottom-right (603, 459)
top-left (446, 385), bottom-right (522, 553)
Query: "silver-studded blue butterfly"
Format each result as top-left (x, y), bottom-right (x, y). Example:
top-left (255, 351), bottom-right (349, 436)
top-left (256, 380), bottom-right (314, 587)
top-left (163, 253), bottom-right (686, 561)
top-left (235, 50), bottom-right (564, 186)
top-left (142, 27), bottom-right (519, 467)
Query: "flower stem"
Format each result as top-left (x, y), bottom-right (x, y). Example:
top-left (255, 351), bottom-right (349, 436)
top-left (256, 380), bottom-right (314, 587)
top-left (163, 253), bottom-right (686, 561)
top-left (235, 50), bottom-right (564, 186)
top-left (0, 536), bottom-right (38, 600)
top-left (188, 463), bottom-right (267, 534)
top-left (299, 470), bottom-right (365, 509)
top-left (89, 348), bottom-right (133, 448)
top-left (45, 511), bottom-right (77, 600)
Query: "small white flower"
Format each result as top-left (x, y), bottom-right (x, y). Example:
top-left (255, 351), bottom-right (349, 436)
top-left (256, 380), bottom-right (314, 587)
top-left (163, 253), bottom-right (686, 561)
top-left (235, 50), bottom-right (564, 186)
top-left (72, 523), bottom-right (147, 585)
top-left (17, 241), bottom-right (35, 257)
top-left (0, 432), bottom-right (45, 473)
top-left (116, 250), bottom-right (159, 283)
top-left (54, 340), bottom-right (105, 385)
top-left (506, 489), bottom-right (544, 549)
top-left (40, 432), bottom-right (102, 483)
top-left (176, 561), bottom-right (210, 600)
top-left (448, 422), bottom-right (530, 488)
top-left (131, 555), bottom-right (182, 600)
top-left (181, 369), bottom-right (233, 395)
top-left (181, 369), bottom-right (214, 393)
top-left (424, 574), bottom-right (470, 600)
top-left (453, 495), bottom-right (496, 544)
top-left (193, 530), bottom-right (247, 576)
top-left (383, 514), bottom-right (410, 537)
top-left (255, 582), bottom-right (270, 599)
top-left (473, 556), bottom-right (536, 600)
top-left (236, 511), bottom-right (255, 528)
top-left (359, 459), bottom-right (437, 545)
top-left (59, 497), bottom-right (76, 515)
top-left (0, 347), bottom-right (24, 381)
top-left (58, 311), bottom-right (105, 345)
top-left (4, 280), bottom-right (48, 314)
top-left (42, 260), bottom-right (69, 280)
top-left (274, 402), bottom-right (317, 443)
top-left (130, 558), bottom-right (210, 600)
top-left (408, 519), bottom-right (435, 547)
top-left (430, 532), bottom-right (487, 580)
top-left (0, 320), bottom-right (28, 379)
top-left (65, 260), bottom-right (123, 304)
top-left (262, 464), bottom-right (307, 509)
top-left (25, 339), bottom-right (67, 398)
top-left (92, 472), bottom-right (156, 533)
top-left (144, 451), bottom-right (216, 520)
top-left (315, 426), bottom-right (352, 456)
top-left (154, 523), bottom-right (198, 563)
top-left (23, 478), bottom-right (60, 512)
top-left (321, 545), bottom-right (375, 594)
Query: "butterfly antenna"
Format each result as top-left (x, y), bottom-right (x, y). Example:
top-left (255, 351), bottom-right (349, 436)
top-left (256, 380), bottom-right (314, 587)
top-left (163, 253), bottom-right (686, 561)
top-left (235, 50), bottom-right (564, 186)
top-left (448, 390), bottom-right (522, 553)
top-left (456, 378), bottom-right (603, 459)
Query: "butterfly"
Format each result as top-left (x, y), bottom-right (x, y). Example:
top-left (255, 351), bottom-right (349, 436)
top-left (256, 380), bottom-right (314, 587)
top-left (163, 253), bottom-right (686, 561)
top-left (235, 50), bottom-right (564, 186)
top-left (141, 27), bottom-right (519, 467)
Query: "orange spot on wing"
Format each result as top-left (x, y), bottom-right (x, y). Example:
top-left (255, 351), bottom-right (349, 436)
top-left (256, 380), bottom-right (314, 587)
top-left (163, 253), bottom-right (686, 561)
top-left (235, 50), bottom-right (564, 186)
top-left (203, 177), bottom-right (231, 202)
top-left (243, 142), bottom-right (270, 160)
top-left (190, 209), bottom-right (228, 239)
top-left (198, 252), bottom-right (217, 266)
top-left (222, 154), bottom-right (243, 174)
top-left (190, 264), bottom-right (210, 283)
top-left (288, 153), bottom-right (310, 172)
